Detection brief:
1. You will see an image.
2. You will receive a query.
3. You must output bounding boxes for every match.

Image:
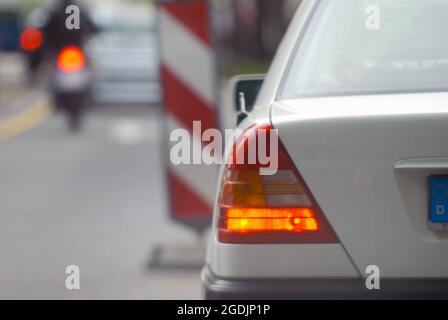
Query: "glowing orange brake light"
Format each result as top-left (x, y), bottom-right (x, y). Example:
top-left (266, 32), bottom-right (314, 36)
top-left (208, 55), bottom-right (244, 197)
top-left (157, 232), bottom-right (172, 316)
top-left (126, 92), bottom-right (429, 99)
top-left (226, 208), bottom-right (318, 232)
top-left (57, 46), bottom-right (86, 73)
top-left (218, 123), bottom-right (338, 244)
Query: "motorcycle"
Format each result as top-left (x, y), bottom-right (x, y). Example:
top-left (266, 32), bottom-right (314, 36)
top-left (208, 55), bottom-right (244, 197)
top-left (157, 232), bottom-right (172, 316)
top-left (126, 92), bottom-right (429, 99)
top-left (51, 45), bottom-right (92, 131)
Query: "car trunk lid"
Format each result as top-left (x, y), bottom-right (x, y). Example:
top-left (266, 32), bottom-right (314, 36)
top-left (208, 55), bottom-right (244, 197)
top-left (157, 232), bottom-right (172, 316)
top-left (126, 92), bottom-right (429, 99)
top-left (271, 92), bottom-right (448, 277)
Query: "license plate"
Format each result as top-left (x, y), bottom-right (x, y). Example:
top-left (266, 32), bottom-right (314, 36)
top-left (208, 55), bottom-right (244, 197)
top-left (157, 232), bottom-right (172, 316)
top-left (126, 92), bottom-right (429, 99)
top-left (429, 177), bottom-right (448, 231)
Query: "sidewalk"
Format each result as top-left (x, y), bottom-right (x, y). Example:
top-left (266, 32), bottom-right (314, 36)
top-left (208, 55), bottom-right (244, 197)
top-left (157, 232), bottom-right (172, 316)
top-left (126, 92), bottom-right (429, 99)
top-left (0, 52), bottom-right (47, 120)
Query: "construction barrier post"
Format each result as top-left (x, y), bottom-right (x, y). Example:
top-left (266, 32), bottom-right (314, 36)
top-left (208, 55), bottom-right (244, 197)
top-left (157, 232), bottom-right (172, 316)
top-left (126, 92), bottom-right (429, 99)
top-left (148, 0), bottom-right (219, 270)
top-left (158, 0), bottom-right (219, 235)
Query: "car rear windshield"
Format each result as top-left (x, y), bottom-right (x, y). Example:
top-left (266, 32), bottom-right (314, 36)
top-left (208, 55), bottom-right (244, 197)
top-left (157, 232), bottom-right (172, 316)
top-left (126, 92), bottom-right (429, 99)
top-left (281, 0), bottom-right (448, 99)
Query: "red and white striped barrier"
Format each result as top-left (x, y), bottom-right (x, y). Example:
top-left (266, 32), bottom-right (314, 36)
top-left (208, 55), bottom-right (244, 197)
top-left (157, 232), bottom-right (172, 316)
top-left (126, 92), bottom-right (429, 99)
top-left (158, 0), bottom-right (219, 231)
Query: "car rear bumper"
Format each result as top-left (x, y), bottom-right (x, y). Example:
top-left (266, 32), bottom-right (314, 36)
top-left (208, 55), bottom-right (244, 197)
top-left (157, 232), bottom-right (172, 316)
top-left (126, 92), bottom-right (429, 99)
top-left (202, 266), bottom-right (448, 300)
top-left (92, 82), bottom-right (161, 105)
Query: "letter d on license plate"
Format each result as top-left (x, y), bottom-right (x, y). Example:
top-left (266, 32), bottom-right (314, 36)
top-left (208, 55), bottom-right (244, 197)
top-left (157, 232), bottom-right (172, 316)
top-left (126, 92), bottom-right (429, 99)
top-left (429, 177), bottom-right (448, 230)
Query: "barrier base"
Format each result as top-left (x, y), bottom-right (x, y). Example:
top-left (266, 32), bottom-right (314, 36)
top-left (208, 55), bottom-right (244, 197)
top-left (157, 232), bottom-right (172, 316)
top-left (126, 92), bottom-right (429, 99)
top-left (147, 239), bottom-right (207, 271)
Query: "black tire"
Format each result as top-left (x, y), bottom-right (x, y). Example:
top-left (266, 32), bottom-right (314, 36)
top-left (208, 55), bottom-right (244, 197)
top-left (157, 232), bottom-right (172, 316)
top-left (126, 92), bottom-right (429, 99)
top-left (63, 96), bottom-right (84, 132)
top-left (54, 91), bottom-right (87, 132)
top-left (67, 105), bottom-right (82, 132)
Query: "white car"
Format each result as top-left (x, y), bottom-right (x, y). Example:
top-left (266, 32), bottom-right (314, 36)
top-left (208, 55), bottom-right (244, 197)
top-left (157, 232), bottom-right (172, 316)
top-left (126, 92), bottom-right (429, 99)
top-left (86, 4), bottom-right (161, 105)
top-left (203, 0), bottom-right (448, 299)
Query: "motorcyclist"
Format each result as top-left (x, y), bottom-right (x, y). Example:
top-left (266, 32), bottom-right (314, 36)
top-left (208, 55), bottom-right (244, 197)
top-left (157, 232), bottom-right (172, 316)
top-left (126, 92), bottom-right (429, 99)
top-left (41, 0), bottom-right (98, 131)
top-left (42, 0), bottom-right (97, 55)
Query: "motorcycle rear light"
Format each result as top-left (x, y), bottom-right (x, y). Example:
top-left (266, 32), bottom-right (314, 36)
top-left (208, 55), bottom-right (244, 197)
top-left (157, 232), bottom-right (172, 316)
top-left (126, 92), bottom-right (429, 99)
top-left (20, 27), bottom-right (43, 52)
top-left (57, 46), bottom-right (86, 73)
top-left (218, 123), bottom-right (338, 244)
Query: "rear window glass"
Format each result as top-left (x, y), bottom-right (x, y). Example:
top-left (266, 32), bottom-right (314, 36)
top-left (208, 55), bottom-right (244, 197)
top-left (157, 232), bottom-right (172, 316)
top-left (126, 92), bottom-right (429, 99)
top-left (281, 0), bottom-right (448, 99)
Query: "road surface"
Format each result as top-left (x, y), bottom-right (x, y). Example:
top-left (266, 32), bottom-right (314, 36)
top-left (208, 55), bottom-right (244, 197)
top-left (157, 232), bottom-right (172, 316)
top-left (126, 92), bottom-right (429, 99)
top-left (0, 54), bottom-right (202, 299)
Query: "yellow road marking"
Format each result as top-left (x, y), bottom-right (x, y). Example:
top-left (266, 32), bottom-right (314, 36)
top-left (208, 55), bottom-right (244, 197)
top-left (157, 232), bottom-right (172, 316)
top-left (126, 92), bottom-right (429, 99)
top-left (0, 96), bottom-right (52, 141)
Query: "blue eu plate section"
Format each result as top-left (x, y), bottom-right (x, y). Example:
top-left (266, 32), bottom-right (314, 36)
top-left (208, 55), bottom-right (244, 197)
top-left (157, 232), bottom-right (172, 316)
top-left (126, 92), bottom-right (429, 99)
top-left (429, 177), bottom-right (448, 223)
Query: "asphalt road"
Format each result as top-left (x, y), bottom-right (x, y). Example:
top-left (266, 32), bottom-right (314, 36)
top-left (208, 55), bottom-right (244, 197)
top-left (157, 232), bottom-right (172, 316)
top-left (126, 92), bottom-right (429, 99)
top-left (0, 60), bottom-right (202, 298)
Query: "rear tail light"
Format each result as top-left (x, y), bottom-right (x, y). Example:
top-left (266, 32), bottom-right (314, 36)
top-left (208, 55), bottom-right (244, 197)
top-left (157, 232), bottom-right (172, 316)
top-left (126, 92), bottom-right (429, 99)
top-left (20, 27), bottom-right (43, 52)
top-left (57, 46), bottom-right (86, 73)
top-left (218, 123), bottom-right (338, 244)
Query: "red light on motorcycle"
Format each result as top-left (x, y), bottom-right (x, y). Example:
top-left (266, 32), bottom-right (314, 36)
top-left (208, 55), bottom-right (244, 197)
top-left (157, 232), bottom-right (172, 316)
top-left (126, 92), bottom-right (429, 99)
top-left (57, 46), bottom-right (86, 73)
top-left (20, 27), bottom-right (43, 52)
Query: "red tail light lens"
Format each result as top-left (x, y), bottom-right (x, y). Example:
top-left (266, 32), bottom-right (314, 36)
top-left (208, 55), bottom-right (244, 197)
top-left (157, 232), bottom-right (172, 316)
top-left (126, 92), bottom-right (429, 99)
top-left (20, 27), bottom-right (43, 52)
top-left (218, 123), bottom-right (338, 244)
top-left (57, 46), bottom-right (86, 73)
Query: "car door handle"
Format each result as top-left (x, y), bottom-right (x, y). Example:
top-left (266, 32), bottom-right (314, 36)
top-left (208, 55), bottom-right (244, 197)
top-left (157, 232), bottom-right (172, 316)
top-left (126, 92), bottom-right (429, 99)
top-left (395, 158), bottom-right (448, 170)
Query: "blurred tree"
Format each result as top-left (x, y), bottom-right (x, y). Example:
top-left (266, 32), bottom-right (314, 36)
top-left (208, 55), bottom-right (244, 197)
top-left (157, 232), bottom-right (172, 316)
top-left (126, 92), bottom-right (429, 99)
top-left (226, 0), bottom-right (301, 61)
top-left (212, 0), bottom-right (302, 76)
top-left (256, 0), bottom-right (286, 58)
top-left (234, 0), bottom-right (259, 59)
